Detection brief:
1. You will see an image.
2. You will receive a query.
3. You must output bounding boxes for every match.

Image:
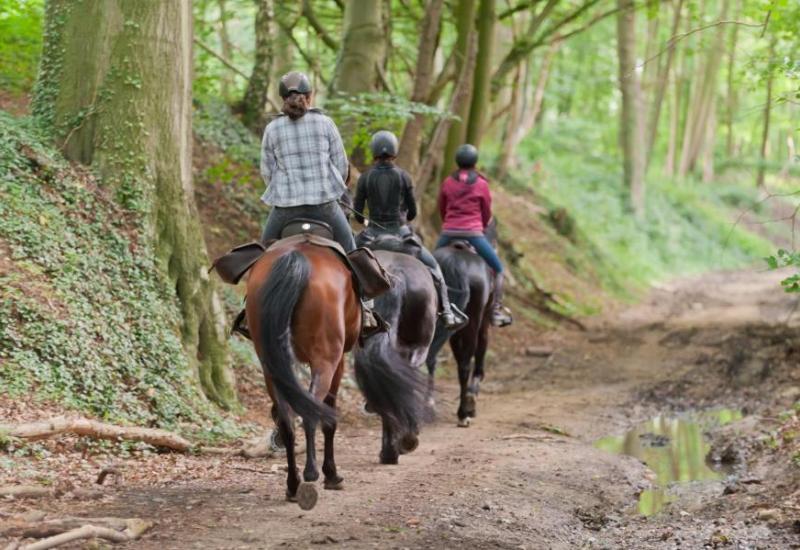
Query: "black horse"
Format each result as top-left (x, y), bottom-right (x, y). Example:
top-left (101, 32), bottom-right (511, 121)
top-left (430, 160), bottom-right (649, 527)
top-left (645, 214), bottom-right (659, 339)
top-left (353, 234), bottom-right (437, 463)
top-left (424, 225), bottom-right (497, 427)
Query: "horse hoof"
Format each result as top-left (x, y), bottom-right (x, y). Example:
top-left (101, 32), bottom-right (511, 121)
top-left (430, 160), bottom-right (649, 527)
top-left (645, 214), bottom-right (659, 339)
top-left (463, 393), bottom-right (477, 416)
top-left (296, 482), bottom-right (318, 511)
top-left (380, 453), bottom-right (399, 465)
top-left (457, 417), bottom-right (471, 428)
top-left (324, 477), bottom-right (345, 491)
top-left (399, 433), bottom-right (419, 454)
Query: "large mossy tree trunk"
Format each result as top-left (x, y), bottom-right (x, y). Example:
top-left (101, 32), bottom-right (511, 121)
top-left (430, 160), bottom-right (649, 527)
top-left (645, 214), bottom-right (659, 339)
top-left (615, 0), bottom-right (646, 218)
top-left (32, 0), bottom-right (236, 408)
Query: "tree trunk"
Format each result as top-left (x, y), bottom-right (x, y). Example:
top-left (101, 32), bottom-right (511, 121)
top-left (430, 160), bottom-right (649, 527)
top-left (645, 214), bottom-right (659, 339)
top-left (678, 0), bottom-right (728, 177)
top-left (756, 40), bottom-right (775, 188)
top-left (240, 0), bottom-right (274, 134)
top-left (397, 0), bottom-right (445, 176)
top-left (270, 5), bottom-right (295, 108)
top-left (725, 0), bottom-right (742, 157)
top-left (465, 0), bottom-right (496, 146)
top-left (442, 0), bottom-right (478, 175)
top-left (616, 0), bottom-right (646, 217)
top-left (497, 40), bottom-right (559, 178)
top-left (32, 0), bottom-right (235, 406)
top-left (217, 0), bottom-right (233, 100)
top-left (331, 0), bottom-right (385, 164)
top-left (331, 0), bottom-right (385, 95)
top-left (646, 0), bottom-right (683, 165)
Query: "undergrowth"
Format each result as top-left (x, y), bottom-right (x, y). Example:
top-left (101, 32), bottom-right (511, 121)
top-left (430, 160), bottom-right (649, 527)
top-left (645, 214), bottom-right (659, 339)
top-left (0, 111), bottom-right (240, 439)
top-left (507, 120), bottom-right (777, 295)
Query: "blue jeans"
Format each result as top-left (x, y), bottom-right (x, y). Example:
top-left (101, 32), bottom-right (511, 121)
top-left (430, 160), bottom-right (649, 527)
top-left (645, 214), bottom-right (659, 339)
top-left (261, 201), bottom-right (356, 252)
top-left (435, 235), bottom-right (503, 273)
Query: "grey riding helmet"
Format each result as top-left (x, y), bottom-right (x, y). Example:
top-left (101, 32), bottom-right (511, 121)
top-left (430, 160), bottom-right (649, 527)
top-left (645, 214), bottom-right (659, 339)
top-left (279, 71), bottom-right (312, 99)
top-left (370, 130), bottom-right (399, 159)
top-left (455, 143), bottom-right (479, 168)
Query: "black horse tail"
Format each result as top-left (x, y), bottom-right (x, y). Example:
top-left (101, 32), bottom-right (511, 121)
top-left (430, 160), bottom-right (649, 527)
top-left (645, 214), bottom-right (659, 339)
top-left (256, 250), bottom-right (335, 425)
top-left (354, 334), bottom-right (424, 434)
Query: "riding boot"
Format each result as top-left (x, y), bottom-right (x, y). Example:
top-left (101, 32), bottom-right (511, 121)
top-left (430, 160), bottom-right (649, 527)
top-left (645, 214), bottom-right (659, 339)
top-left (431, 268), bottom-right (468, 330)
top-left (361, 299), bottom-right (390, 339)
top-left (491, 272), bottom-right (513, 328)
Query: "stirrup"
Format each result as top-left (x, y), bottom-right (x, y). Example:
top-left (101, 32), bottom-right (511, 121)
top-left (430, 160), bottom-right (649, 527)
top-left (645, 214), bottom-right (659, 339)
top-left (441, 304), bottom-right (468, 331)
top-left (361, 307), bottom-right (390, 339)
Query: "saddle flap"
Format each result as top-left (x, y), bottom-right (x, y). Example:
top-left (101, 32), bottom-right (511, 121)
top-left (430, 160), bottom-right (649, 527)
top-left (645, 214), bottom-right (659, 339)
top-left (210, 241), bottom-right (266, 284)
top-left (280, 218), bottom-right (334, 240)
top-left (347, 247), bottom-right (392, 299)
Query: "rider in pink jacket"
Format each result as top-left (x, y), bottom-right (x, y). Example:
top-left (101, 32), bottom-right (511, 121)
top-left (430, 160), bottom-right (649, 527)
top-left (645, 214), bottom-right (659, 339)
top-left (436, 144), bottom-right (512, 327)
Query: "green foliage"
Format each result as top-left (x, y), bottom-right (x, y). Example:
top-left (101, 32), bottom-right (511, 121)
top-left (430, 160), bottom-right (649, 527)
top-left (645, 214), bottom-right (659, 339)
top-left (0, 0), bottom-right (43, 93)
top-left (323, 92), bottom-right (453, 156)
top-left (513, 120), bottom-right (776, 292)
top-left (0, 111), bottom-right (239, 437)
top-left (194, 99), bottom-right (261, 166)
top-left (766, 249), bottom-right (800, 292)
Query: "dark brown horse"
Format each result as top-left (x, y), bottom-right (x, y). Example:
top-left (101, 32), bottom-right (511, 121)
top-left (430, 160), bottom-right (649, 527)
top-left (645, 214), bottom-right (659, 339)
top-left (424, 241), bottom-right (494, 427)
top-left (246, 239), bottom-right (422, 509)
top-left (354, 237), bottom-right (436, 464)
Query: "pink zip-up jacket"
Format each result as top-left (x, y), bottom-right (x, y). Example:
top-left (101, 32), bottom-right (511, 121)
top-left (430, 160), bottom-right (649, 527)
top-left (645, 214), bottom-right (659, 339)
top-left (438, 170), bottom-right (492, 234)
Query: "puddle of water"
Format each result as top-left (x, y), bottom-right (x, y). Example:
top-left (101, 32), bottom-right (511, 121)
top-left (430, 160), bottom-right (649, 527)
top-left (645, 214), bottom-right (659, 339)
top-left (595, 409), bottom-right (743, 516)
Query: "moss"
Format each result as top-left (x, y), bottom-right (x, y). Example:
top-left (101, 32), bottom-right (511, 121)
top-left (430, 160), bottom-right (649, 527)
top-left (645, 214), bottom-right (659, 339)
top-left (0, 111), bottom-right (239, 435)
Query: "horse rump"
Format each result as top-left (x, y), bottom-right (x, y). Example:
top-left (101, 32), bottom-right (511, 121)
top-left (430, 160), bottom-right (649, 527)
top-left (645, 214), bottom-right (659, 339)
top-left (256, 250), bottom-right (335, 425)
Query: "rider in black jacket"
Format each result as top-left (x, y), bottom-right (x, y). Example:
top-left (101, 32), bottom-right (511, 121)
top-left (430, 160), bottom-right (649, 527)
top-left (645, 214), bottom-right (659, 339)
top-left (354, 131), bottom-right (467, 330)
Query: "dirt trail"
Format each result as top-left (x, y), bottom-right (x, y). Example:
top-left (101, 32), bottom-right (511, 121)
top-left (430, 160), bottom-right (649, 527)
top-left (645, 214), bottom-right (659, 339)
top-left (6, 269), bottom-right (800, 549)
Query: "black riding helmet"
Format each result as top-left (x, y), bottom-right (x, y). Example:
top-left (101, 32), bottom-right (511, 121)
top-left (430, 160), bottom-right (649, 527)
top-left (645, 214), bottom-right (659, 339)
top-left (278, 71), bottom-right (312, 99)
top-left (455, 143), bottom-right (479, 168)
top-left (370, 130), bottom-right (398, 159)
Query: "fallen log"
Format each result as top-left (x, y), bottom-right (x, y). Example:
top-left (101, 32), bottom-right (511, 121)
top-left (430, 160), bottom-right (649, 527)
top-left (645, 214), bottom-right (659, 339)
top-left (12, 518), bottom-right (152, 550)
top-left (0, 417), bottom-right (192, 452)
top-left (0, 487), bottom-right (51, 499)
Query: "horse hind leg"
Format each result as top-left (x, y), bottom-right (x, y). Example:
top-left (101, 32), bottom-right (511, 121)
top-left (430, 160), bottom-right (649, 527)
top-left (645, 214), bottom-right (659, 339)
top-left (322, 358), bottom-right (344, 490)
top-left (273, 397), bottom-right (301, 501)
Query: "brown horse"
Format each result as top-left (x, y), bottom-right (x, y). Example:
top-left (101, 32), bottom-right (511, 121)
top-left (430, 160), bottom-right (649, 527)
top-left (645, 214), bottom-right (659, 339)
top-left (245, 238), bottom-right (421, 509)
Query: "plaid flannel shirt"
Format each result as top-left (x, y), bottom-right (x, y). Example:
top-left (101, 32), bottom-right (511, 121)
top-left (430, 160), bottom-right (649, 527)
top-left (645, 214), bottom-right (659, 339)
top-left (260, 111), bottom-right (349, 207)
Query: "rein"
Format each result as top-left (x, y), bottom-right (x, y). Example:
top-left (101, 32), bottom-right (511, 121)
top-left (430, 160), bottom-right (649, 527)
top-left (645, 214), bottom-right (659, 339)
top-left (337, 200), bottom-right (391, 231)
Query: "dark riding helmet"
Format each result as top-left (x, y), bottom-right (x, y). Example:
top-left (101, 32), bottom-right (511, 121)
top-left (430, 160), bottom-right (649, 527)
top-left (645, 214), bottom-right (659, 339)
top-left (278, 71), bottom-right (312, 99)
top-left (455, 143), bottom-right (479, 168)
top-left (370, 130), bottom-right (399, 159)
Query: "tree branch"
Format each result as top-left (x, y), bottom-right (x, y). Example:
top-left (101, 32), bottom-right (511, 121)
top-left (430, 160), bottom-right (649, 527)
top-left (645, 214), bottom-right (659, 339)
top-left (276, 17), bottom-right (330, 86)
top-left (633, 19), bottom-right (766, 76)
top-left (193, 37), bottom-right (249, 80)
top-left (302, 0), bottom-right (339, 51)
top-left (499, 0), bottom-right (546, 20)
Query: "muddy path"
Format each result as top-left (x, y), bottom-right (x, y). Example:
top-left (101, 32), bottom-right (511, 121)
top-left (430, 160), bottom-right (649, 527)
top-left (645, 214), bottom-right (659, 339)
top-left (5, 269), bottom-right (800, 549)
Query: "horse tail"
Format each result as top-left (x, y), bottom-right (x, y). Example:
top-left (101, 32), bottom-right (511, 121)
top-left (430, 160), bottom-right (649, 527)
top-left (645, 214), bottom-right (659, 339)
top-left (354, 334), bottom-right (423, 434)
top-left (256, 250), bottom-right (335, 425)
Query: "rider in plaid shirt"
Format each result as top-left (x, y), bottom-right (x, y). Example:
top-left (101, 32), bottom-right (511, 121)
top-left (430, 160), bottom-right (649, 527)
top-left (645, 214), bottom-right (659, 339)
top-left (259, 72), bottom-right (356, 253)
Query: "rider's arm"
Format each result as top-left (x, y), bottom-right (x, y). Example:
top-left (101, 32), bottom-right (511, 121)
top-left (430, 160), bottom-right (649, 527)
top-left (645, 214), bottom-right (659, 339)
top-left (325, 116), bottom-right (349, 180)
top-left (479, 180), bottom-right (492, 229)
top-left (260, 124), bottom-right (277, 183)
top-left (353, 173), bottom-right (367, 225)
top-left (402, 171), bottom-right (418, 222)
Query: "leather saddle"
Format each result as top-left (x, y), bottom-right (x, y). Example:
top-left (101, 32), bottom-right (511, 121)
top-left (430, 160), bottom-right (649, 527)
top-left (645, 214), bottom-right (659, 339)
top-left (210, 220), bottom-right (392, 300)
top-left (449, 240), bottom-right (477, 255)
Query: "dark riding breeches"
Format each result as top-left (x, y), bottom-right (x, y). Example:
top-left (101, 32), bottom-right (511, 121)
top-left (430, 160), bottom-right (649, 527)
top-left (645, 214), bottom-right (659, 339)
top-left (261, 201), bottom-right (356, 252)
